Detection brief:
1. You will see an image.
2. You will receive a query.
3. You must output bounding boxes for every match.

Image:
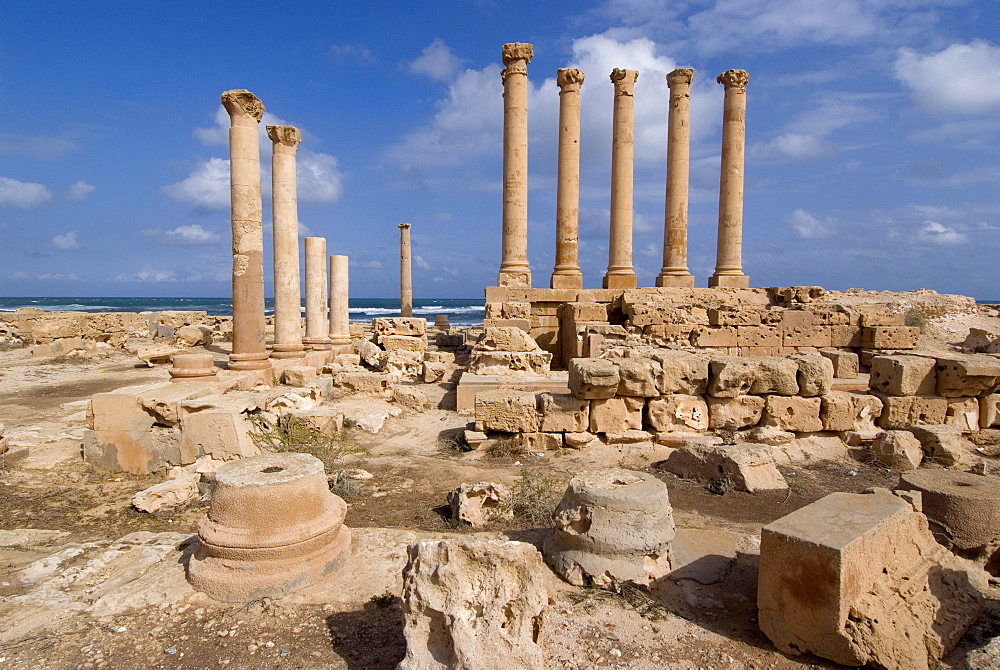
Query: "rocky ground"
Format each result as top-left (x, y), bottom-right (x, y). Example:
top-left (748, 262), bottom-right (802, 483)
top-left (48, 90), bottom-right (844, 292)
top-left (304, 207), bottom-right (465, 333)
top-left (2, 321), bottom-right (1000, 669)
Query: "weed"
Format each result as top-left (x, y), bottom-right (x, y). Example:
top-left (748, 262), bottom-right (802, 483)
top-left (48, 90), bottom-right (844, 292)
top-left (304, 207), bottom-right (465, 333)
top-left (905, 308), bottom-right (929, 333)
top-left (328, 470), bottom-right (365, 500)
top-left (368, 592), bottom-right (397, 608)
top-left (342, 417), bottom-right (357, 429)
top-left (485, 435), bottom-right (525, 460)
top-left (570, 579), bottom-right (669, 621)
top-left (715, 419), bottom-right (739, 446)
top-left (438, 433), bottom-right (471, 453)
top-left (707, 474), bottom-right (733, 496)
top-left (246, 412), bottom-right (367, 472)
top-left (511, 467), bottom-right (564, 525)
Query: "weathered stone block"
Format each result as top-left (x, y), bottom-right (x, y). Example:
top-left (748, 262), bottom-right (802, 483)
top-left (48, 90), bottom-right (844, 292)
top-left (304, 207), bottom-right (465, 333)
top-left (421, 361), bottom-right (447, 383)
top-left (474, 390), bottom-right (539, 433)
top-left (393, 386), bottom-right (429, 412)
top-left (372, 317), bottom-right (426, 337)
top-left (647, 395), bottom-right (709, 433)
top-left (933, 353), bottom-right (1000, 397)
top-left (871, 430), bottom-right (923, 470)
top-left (83, 426), bottom-right (184, 474)
top-left (423, 350), bottom-right (455, 364)
top-left (537, 393), bottom-right (589, 433)
top-left (709, 307), bottom-right (762, 326)
top-left (876, 394), bottom-right (947, 429)
top-left (981, 393), bottom-right (1000, 428)
top-left (563, 431), bottom-right (598, 449)
top-left (861, 325), bottom-right (920, 349)
top-left (476, 326), bottom-right (540, 352)
top-left (945, 397), bottom-right (980, 432)
top-left (829, 325), bottom-right (863, 348)
top-left (819, 349), bottom-right (859, 379)
top-left (707, 395), bottom-right (765, 429)
top-left (791, 352), bottom-right (834, 396)
top-left (663, 441), bottom-right (787, 493)
top-left (650, 351), bottom-right (709, 395)
top-left (589, 396), bottom-right (644, 434)
top-left (908, 424), bottom-right (970, 466)
top-left (869, 355), bottom-right (936, 396)
top-left (614, 358), bottom-right (660, 397)
top-left (642, 324), bottom-right (693, 346)
top-left (379, 334), bottom-right (427, 353)
top-left (736, 325), bottom-right (781, 347)
top-left (690, 326), bottom-right (737, 347)
top-left (353, 339), bottom-right (382, 367)
top-left (762, 396), bottom-right (823, 432)
top-left (179, 408), bottom-right (260, 462)
top-left (282, 365), bottom-right (318, 387)
top-left (332, 370), bottom-right (393, 396)
top-left (467, 351), bottom-right (552, 375)
top-left (89, 391), bottom-right (155, 433)
top-left (516, 432), bottom-right (564, 451)
top-left (447, 482), bottom-right (513, 526)
top-left (563, 301), bottom-right (609, 322)
top-left (708, 357), bottom-right (798, 397)
top-left (568, 358), bottom-right (619, 400)
top-left (820, 391), bottom-right (883, 433)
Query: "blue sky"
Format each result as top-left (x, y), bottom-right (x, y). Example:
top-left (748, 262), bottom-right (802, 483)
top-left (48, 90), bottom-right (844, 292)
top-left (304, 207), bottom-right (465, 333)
top-left (1, 1), bottom-right (998, 299)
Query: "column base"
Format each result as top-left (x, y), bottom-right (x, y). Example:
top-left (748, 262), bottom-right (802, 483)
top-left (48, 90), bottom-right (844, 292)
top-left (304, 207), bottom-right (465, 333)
top-left (328, 335), bottom-right (352, 347)
top-left (302, 337), bottom-right (333, 351)
top-left (708, 273), bottom-right (750, 288)
top-left (655, 273), bottom-right (695, 288)
top-left (270, 343), bottom-right (306, 359)
top-left (228, 351), bottom-right (272, 371)
top-left (497, 269), bottom-right (532, 287)
top-left (603, 273), bottom-right (637, 289)
top-left (550, 272), bottom-right (583, 289)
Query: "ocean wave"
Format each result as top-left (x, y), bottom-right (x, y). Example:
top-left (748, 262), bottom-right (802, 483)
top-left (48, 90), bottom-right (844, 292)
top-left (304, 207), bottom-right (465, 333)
top-left (348, 306), bottom-right (484, 315)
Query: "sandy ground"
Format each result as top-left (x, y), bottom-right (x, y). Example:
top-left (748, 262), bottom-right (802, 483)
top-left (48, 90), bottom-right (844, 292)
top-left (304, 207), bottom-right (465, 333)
top-left (2, 328), bottom-right (1000, 669)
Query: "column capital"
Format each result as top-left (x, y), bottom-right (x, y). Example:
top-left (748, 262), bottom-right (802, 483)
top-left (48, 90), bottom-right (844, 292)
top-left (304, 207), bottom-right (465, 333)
top-left (502, 42), bottom-right (534, 65)
top-left (557, 68), bottom-right (585, 90)
top-left (398, 222), bottom-right (411, 230)
top-left (610, 68), bottom-right (639, 95)
top-left (221, 89), bottom-right (264, 121)
top-left (717, 69), bottom-right (749, 92)
top-left (666, 67), bottom-right (694, 89)
top-left (266, 125), bottom-right (301, 147)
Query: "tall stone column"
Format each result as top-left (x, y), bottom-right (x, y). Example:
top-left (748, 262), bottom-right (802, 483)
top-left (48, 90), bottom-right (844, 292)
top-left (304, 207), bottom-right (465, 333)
top-left (267, 125), bottom-right (305, 359)
top-left (302, 237), bottom-right (331, 350)
top-left (497, 42), bottom-right (533, 288)
top-left (222, 89), bottom-right (270, 371)
top-left (550, 68), bottom-right (585, 289)
top-left (328, 255), bottom-right (350, 346)
top-left (399, 223), bottom-right (413, 317)
top-left (709, 69), bottom-right (751, 289)
top-left (656, 68), bottom-right (696, 288)
top-left (604, 68), bottom-right (639, 290)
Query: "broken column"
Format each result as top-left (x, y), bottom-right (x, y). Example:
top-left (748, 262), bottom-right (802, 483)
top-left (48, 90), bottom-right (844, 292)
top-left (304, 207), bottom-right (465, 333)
top-left (709, 69), bottom-right (750, 289)
top-left (267, 124), bottom-right (305, 359)
top-left (168, 353), bottom-right (219, 382)
top-left (328, 254), bottom-right (351, 347)
top-left (497, 42), bottom-right (533, 288)
top-left (604, 68), bottom-right (639, 290)
top-left (399, 223), bottom-right (413, 318)
top-left (550, 67), bottom-right (585, 289)
top-left (222, 89), bottom-right (270, 370)
top-left (656, 68), bottom-right (695, 288)
top-left (187, 452), bottom-right (351, 602)
top-left (302, 237), bottom-right (331, 350)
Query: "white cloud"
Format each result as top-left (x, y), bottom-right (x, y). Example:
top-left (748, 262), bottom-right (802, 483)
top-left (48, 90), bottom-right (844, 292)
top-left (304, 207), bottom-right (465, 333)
top-left (0, 134), bottom-right (79, 160)
top-left (787, 209), bottom-right (835, 238)
top-left (0, 177), bottom-right (52, 209)
top-left (51, 231), bottom-right (79, 250)
top-left (408, 39), bottom-right (463, 82)
top-left (161, 157), bottom-right (230, 209)
top-left (330, 43), bottom-right (375, 62)
top-left (414, 254), bottom-right (432, 271)
top-left (36, 273), bottom-right (80, 280)
top-left (164, 224), bottom-right (221, 245)
top-left (115, 269), bottom-right (178, 282)
top-left (916, 221), bottom-right (967, 246)
top-left (193, 106), bottom-right (230, 146)
top-left (757, 133), bottom-right (834, 160)
top-left (67, 180), bottom-right (95, 201)
top-left (358, 260), bottom-right (384, 269)
top-left (297, 150), bottom-right (343, 203)
top-left (895, 41), bottom-right (1000, 115)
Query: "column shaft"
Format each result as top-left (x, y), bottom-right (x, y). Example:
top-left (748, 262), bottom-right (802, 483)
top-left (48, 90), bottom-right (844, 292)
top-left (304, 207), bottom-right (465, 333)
top-left (709, 69), bottom-right (750, 289)
top-left (303, 237), bottom-right (332, 349)
top-left (222, 89), bottom-right (270, 371)
top-left (551, 68), bottom-right (585, 289)
top-left (656, 68), bottom-right (696, 288)
top-left (399, 223), bottom-right (413, 317)
top-left (497, 42), bottom-right (533, 287)
top-left (267, 125), bottom-right (305, 359)
top-left (604, 68), bottom-right (639, 289)
top-left (328, 255), bottom-right (350, 346)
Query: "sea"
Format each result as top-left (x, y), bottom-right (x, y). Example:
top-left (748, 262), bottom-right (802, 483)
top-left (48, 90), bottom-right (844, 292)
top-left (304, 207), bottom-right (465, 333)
top-left (0, 297), bottom-right (486, 328)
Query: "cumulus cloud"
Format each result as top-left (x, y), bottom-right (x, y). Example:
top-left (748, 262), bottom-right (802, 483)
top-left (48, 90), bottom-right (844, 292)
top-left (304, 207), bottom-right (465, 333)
top-left (36, 273), bottom-right (80, 281)
top-left (50, 231), bottom-right (79, 250)
top-left (297, 150), bottom-right (343, 203)
top-left (756, 94), bottom-right (882, 161)
top-left (67, 180), bottom-right (95, 201)
top-left (408, 39), bottom-right (463, 81)
top-left (895, 40), bottom-right (1000, 115)
top-left (916, 221), bottom-right (967, 246)
top-left (115, 269), bottom-right (178, 282)
top-left (164, 224), bottom-right (221, 245)
top-left (757, 133), bottom-right (834, 160)
top-left (161, 157), bottom-right (230, 209)
top-left (357, 260), bottom-right (384, 269)
top-left (0, 134), bottom-right (79, 160)
top-left (414, 254), bottom-right (432, 271)
top-left (787, 209), bottom-right (835, 238)
top-left (0, 177), bottom-right (52, 209)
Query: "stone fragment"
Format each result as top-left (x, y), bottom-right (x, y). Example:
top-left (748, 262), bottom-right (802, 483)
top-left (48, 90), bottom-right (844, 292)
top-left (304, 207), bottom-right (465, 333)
top-left (334, 353), bottom-right (361, 366)
top-left (282, 365), bottom-right (317, 386)
top-left (706, 395), bottom-right (765, 429)
top-left (790, 352), bottom-right (834, 396)
top-left (179, 400), bottom-right (260, 462)
top-left (568, 358), bottom-right (620, 400)
top-left (516, 432), bottom-right (564, 451)
top-left (393, 386), bottom-right (429, 412)
top-left (421, 361), bottom-right (447, 383)
top-left (869, 355), bottom-right (936, 396)
top-left (379, 335), bottom-right (427, 353)
top-left (286, 407), bottom-right (344, 438)
top-left (871, 430), bottom-right (923, 470)
top-left (708, 357), bottom-right (798, 397)
top-left (354, 408), bottom-right (402, 434)
top-left (379, 349), bottom-right (424, 379)
top-left (604, 429), bottom-right (654, 444)
top-left (136, 344), bottom-right (185, 366)
top-left (463, 430), bottom-right (488, 450)
top-left (981, 394), bottom-right (1000, 428)
top-left (861, 325), bottom-right (920, 349)
top-left (651, 351), bottom-right (709, 395)
top-left (475, 390), bottom-right (539, 433)
top-left (537, 393), bottom-right (589, 433)
top-left (614, 358), bottom-right (660, 397)
top-left (353, 339), bottom-right (383, 368)
top-left (877, 394), bottom-right (947, 429)
top-left (589, 396), bottom-right (644, 434)
top-left (543, 469), bottom-right (674, 587)
top-left (467, 351), bottom-right (552, 375)
top-left (174, 324), bottom-right (213, 347)
top-left (819, 349), bottom-right (859, 378)
top-left (563, 432), bottom-right (598, 449)
top-left (132, 468), bottom-right (201, 512)
top-left (476, 326), bottom-right (539, 352)
top-left (897, 469), bottom-right (1000, 552)
top-left (332, 370), bottom-right (393, 396)
top-left (762, 396), bottom-right (823, 432)
top-left (946, 397), bottom-right (980, 432)
top-left (398, 539), bottom-right (547, 670)
top-left (758, 490), bottom-right (984, 669)
top-left (909, 424), bottom-right (971, 466)
top-left (447, 482), bottom-right (514, 526)
top-left (663, 442), bottom-right (787, 493)
top-left (745, 425), bottom-right (797, 446)
top-left (934, 354), bottom-right (1000, 397)
top-left (373, 317), bottom-right (426, 337)
top-left (647, 395), bottom-right (709, 433)
top-left (820, 391), bottom-right (883, 433)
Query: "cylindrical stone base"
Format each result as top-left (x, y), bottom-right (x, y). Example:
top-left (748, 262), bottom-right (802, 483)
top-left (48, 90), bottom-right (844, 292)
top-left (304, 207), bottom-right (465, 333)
top-left (708, 274), bottom-right (750, 288)
top-left (169, 353), bottom-right (219, 382)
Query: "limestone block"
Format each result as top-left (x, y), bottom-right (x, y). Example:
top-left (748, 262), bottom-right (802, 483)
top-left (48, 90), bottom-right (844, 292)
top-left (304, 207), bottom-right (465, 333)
top-left (476, 326), bottom-right (539, 352)
top-left (353, 339), bottom-right (383, 368)
top-left (642, 324), bottom-right (693, 346)
top-left (647, 351), bottom-right (707, 395)
top-left (398, 539), bottom-right (547, 670)
top-left (179, 405), bottom-right (259, 462)
top-left (174, 324), bottom-right (212, 347)
top-left (791, 352), bottom-right (834, 396)
top-left (83, 426), bottom-right (184, 474)
top-left (516, 431), bottom-right (564, 451)
top-left (708, 357), bottom-right (798, 397)
top-left (379, 335), bottom-right (427, 353)
top-left (423, 351), bottom-right (456, 364)
top-left (502, 301), bottom-right (531, 319)
top-left (820, 350), bottom-right (859, 379)
top-left (463, 430), bottom-right (488, 450)
top-left (871, 430), bottom-right (923, 470)
top-left (447, 482), bottom-right (514, 526)
top-left (663, 441), bottom-right (787, 493)
top-left (763, 396), bottom-right (823, 432)
top-left (537, 393), bottom-right (589, 433)
top-left (605, 429), bottom-right (654, 444)
top-left (898, 469), bottom-right (1000, 551)
top-left (877, 394), bottom-right (947, 429)
top-left (132, 468), bottom-right (201, 512)
top-left (421, 361), bottom-right (447, 383)
top-left (589, 396), bottom-right (644, 434)
top-left (31, 336), bottom-right (86, 358)
top-left (690, 326), bottom-right (737, 347)
top-left (89, 391), bottom-right (156, 433)
top-left (946, 397), bottom-right (980, 432)
top-left (869, 355), bottom-right (936, 396)
top-left (625, 302), bottom-right (689, 327)
top-left (332, 370), bottom-right (392, 396)
top-left (568, 358), bottom-right (620, 400)
top-left (135, 383), bottom-right (217, 427)
top-left (707, 395), bottom-right (765, 429)
top-left (810, 306), bottom-right (852, 326)
top-left (758, 490), bottom-right (984, 669)
top-left (282, 365), bottom-right (318, 387)
top-left (647, 395), bottom-right (709, 433)
top-left (770, 286), bottom-right (825, 305)
top-left (830, 325), bottom-right (863, 348)
top-left (861, 325), bottom-right (920, 350)
top-left (393, 386), bottom-right (429, 412)
top-left (909, 424), bottom-right (971, 466)
top-left (373, 317), bottom-right (426, 337)
top-left (709, 307), bottom-right (762, 326)
top-left (564, 432), bottom-right (599, 449)
top-left (981, 394), bottom-right (1000, 428)
top-left (378, 349), bottom-right (424, 379)
top-left (474, 390), bottom-right (539, 433)
top-left (467, 351), bottom-right (552, 375)
top-left (435, 331), bottom-right (465, 347)
top-left (334, 353), bottom-right (361, 367)
top-left (614, 358), bottom-right (660, 397)
top-left (543, 469), bottom-right (674, 587)
top-left (934, 353), bottom-right (1000, 397)
top-left (286, 407), bottom-right (344, 438)
top-left (136, 344), bottom-right (185, 366)
top-left (736, 325), bottom-right (781, 347)
top-left (821, 391), bottom-right (882, 433)
top-left (564, 302), bottom-right (609, 322)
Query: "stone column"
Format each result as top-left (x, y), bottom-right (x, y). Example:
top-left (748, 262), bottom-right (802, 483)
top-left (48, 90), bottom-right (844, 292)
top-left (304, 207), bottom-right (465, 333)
top-left (267, 125), bottom-right (305, 359)
top-left (328, 255), bottom-right (350, 346)
top-left (604, 68), bottom-right (638, 290)
top-left (399, 223), bottom-right (413, 317)
top-left (550, 68), bottom-right (585, 289)
top-left (709, 69), bottom-right (751, 289)
top-left (222, 89), bottom-right (270, 371)
top-left (656, 68), bottom-right (696, 288)
top-left (302, 237), bottom-right (331, 350)
top-left (497, 42), bottom-right (533, 288)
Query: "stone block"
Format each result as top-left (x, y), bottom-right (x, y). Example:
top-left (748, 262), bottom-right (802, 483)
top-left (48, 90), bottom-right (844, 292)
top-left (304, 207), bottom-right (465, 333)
top-left (758, 490), bottom-right (984, 669)
top-left (564, 432), bottom-right (598, 449)
top-left (474, 390), bottom-right (539, 433)
top-left (898, 469), bottom-right (1000, 551)
top-left (707, 395), bottom-right (765, 429)
top-left (869, 355), bottom-right (936, 396)
top-left (663, 441), bottom-right (787, 493)
top-left (871, 430), bottom-right (923, 470)
top-left (501, 301), bottom-right (531, 319)
top-left (372, 317), bottom-right (426, 337)
top-left (353, 339), bottom-right (383, 367)
top-left (379, 334), bottom-right (427, 353)
top-left (89, 391), bottom-right (156, 433)
top-left (476, 326), bottom-right (540, 352)
top-left (468, 351), bottom-right (552, 375)
top-left (709, 307), bottom-right (762, 326)
top-left (421, 361), bottom-right (447, 383)
top-left (282, 365), bottom-right (318, 387)
top-left (423, 350), bottom-right (455, 364)
top-left (179, 407), bottom-right (260, 462)
top-left (135, 382), bottom-right (218, 427)
top-left (647, 395), bottom-right (709, 433)
top-left (332, 370), bottom-right (393, 396)
top-left (819, 349), bottom-right (859, 378)
top-left (84, 426), bottom-right (184, 474)
top-left (537, 393), bottom-right (589, 433)
top-left (708, 357), bottom-right (798, 397)
top-left (334, 353), bottom-right (361, 366)
top-left (447, 482), bottom-right (513, 526)
top-left (516, 432), bottom-right (564, 451)
top-left (625, 302), bottom-right (689, 327)
top-left (690, 326), bottom-right (738, 347)
top-left (589, 396), bottom-right (644, 434)
top-left (568, 358), bottom-right (619, 400)
top-left (876, 394), bottom-right (947, 429)
top-left (286, 407), bottom-right (344, 438)
top-left (563, 301), bottom-right (609, 322)
top-left (861, 325), bottom-right (920, 349)
top-left (393, 386), bottom-right (429, 412)
top-left (829, 325), bottom-right (863, 348)
top-left (762, 396), bottom-right (823, 432)
top-left (908, 424), bottom-right (971, 467)
top-left (650, 351), bottom-right (709, 395)
top-left (642, 324), bottom-right (693, 346)
top-left (945, 397), bottom-right (980, 432)
top-left (174, 324), bottom-right (213, 347)
top-left (980, 393), bottom-right (1000, 428)
top-left (810, 306), bottom-right (852, 326)
top-left (736, 325), bottom-right (781, 347)
top-left (791, 352), bottom-right (834, 396)
top-left (933, 353), bottom-right (1000, 397)
top-left (380, 349), bottom-right (427, 379)
top-left (820, 391), bottom-right (882, 433)
top-left (614, 358), bottom-right (660, 397)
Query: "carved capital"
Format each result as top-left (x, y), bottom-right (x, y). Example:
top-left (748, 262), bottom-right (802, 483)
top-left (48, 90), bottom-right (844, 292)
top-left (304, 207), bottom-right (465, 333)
top-left (666, 68), bottom-right (694, 89)
top-left (220, 89), bottom-right (264, 121)
top-left (717, 69), bottom-right (749, 92)
top-left (266, 125), bottom-right (301, 147)
top-left (557, 68), bottom-right (585, 90)
top-left (398, 222), bottom-right (411, 230)
top-left (610, 68), bottom-right (638, 95)
top-left (502, 42), bottom-right (534, 65)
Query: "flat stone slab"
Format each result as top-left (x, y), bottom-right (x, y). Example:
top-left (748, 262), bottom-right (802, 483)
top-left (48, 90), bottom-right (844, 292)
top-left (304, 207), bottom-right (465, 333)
top-left (667, 528), bottom-right (739, 585)
top-left (456, 372), bottom-right (569, 414)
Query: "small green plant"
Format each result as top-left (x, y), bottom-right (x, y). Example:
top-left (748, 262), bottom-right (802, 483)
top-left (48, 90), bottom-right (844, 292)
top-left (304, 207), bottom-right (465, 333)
top-left (905, 308), bottom-right (929, 333)
top-left (438, 433), bottom-right (471, 453)
top-left (707, 474), bottom-right (733, 496)
top-left (511, 467), bottom-right (564, 524)
top-left (342, 416), bottom-right (357, 429)
top-left (570, 579), bottom-right (668, 621)
top-left (715, 419), bottom-right (739, 446)
top-left (246, 412), bottom-right (366, 472)
top-left (485, 435), bottom-right (525, 460)
top-left (368, 592), bottom-right (397, 608)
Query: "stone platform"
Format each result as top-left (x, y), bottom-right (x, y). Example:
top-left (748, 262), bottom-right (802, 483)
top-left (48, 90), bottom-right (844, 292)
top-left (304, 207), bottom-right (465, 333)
top-left (456, 372), bottom-right (569, 414)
